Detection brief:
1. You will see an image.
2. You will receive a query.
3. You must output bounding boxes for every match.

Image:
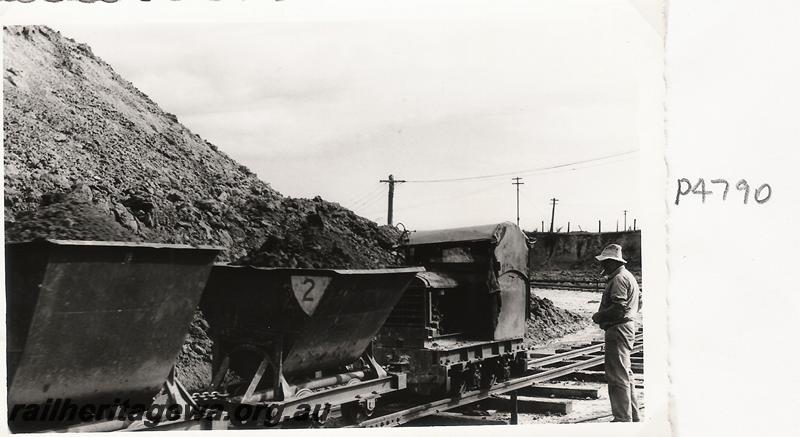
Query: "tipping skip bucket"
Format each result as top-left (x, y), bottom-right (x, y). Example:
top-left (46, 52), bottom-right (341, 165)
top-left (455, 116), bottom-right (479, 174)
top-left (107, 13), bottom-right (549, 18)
top-left (6, 240), bottom-right (221, 412)
top-left (200, 265), bottom-right (424, 378)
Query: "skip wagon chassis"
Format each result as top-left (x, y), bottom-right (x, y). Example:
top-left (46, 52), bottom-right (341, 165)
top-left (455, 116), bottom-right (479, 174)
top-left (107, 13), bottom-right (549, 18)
top-left (208, 372), bottom-right (407, 428)
top-left (206, 333), bottom-right (408, 426)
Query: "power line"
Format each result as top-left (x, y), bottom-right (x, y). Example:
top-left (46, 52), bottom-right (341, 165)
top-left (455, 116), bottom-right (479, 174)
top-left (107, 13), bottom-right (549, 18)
top-left (404, 150), bottom-right (638, 183)
top-left (395, 183), bottom-right (502, 212)
top-left (344, 184), bottom-right (384, 208)
top-left (349, 188), bottom-right (387, 212)
top-left (355, 190), bottom-right (389, 212)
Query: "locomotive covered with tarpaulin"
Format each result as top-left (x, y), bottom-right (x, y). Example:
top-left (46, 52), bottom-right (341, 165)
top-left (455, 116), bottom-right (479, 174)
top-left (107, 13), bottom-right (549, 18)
top-left (376, 222), bottom-right (531, 396)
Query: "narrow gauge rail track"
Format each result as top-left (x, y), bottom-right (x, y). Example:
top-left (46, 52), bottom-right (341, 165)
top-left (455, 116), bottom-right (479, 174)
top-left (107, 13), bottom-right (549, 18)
top-left (61, 332), bottom-right (642, 432)
top-left (358, 332), bottom-right (643, 428)
top-left (530, 281), bottom-right (643, 292)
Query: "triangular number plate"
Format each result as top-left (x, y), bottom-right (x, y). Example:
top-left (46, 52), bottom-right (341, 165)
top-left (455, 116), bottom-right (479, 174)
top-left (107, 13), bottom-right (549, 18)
top-left (291, 275), bottom-right (332, 316)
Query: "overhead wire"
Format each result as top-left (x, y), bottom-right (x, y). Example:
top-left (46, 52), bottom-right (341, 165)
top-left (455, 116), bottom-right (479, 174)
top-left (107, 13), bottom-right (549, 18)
top-left (350, 188), bottom-right (386, 211)
top-left (404, 149), bottom-right (638, 183)
top-left (395, 153), bottom-right (638, 212)
top-left (342, 184), bottom-right (384, 208)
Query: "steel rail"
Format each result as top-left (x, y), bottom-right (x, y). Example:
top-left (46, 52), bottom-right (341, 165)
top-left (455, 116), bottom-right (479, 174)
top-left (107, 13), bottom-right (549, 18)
top-left (358, 335), bottom-right (643, 428)
top-left (529, 332), bottom-right (642, 368)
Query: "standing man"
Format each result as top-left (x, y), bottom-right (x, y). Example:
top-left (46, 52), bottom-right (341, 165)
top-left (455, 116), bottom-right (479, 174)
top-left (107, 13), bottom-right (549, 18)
top-left (591, 243), bottom-right (641, 422)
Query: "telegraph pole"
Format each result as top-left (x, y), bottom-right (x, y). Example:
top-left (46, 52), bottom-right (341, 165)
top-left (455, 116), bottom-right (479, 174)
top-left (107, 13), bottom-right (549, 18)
top-left (512, 177), bottom-right (524, 227)
top-left (379, 174), bottom-right (406, 226)
top-left (548, 198), bottom-right (559, 233)
top-left (623, 210), bottom-right (628, 231)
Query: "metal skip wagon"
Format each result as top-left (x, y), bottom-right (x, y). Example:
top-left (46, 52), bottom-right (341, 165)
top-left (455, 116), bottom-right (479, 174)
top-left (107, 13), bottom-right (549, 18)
top-left (6, 240), bottom-right (221, 432)
top-left (199, 265), bottom-right (423, 424)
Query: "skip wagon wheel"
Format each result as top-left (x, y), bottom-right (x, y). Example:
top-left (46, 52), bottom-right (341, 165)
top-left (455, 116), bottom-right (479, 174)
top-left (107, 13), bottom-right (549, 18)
top-left (295, 388), bottom-right (313, 398)
top-left (294, 388), bottom-right (329, 427)
top-left (449, 368), bottom-right (467, 397)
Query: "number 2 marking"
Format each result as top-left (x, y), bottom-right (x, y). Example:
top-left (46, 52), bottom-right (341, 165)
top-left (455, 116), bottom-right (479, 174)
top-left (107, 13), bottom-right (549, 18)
top-left (302, 278), bottom-right (315, 301)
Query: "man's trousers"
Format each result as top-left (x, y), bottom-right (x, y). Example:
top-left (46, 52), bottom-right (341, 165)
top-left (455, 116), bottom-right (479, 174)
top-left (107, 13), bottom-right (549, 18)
top-left (604, 321), bottom-right (640, 422)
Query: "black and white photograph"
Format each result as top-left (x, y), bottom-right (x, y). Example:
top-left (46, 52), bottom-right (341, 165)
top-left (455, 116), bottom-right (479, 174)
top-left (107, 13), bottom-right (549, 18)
top-left (2, 0), bottom-right (669, 434)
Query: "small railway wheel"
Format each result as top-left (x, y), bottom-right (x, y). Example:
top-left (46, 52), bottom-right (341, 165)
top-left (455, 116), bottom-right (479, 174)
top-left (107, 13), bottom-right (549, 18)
top-left (481, 359), bottom-right (502, 389)
top-left (482, 369), bottom-right (498, 389)
top-left (449, 369), bottom-right (468, 397)
top-left (464, 363), bottom-right (481, 392)
top-left (499, 356), bottom-right (512, 381)
top-left (294, 388), bottom-right (313, 398)
top-left (511, 353), bottom-right (528, 376)
top-left (452, 379), bottom-right (468, 396)
top-left (474, 364), bottom-right (483, 391)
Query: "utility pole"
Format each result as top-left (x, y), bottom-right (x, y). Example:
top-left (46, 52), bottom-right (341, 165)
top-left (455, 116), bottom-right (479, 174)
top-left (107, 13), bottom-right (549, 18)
top-left (598, 220), bottom-right (601, 233)
top-left (567, 222), bottom-right (570, 233)
top-left (379, 174), bottom-right (406, 226)
top-left (549, 198), bottom-right (559, 233)
top-left (541, 220), bottom-right (545, 232)
top-left (616, 220), bottom-right (619, 232)
top-left (512, 177), bottom-right (524, 227)
top-left (623, 210), bottom-right (628, 231)
top-left (634, 219), bottom-right (637, 231)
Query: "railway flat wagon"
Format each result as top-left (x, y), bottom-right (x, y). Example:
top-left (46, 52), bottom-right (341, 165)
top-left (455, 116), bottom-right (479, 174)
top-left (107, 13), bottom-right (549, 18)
top-left (199, 265), bottom-right (423, 425)
top-left (376, 222), bottom-right (531, 397)
top-left (6, 239), bottom-right (221, 432)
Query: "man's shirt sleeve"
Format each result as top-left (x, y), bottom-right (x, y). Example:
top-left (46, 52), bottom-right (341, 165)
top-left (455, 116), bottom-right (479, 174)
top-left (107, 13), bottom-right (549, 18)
top-left (607, 275), bottom-right (630, 305)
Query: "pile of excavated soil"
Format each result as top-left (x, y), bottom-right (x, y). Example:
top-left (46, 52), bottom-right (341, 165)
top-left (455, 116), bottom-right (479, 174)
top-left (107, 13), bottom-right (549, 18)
top-left (525, 294), bottom-right (590, 346)
top-left (4, 195), bottom-right (139, 242)
top-left (236, 197), bottom-right (401, 269)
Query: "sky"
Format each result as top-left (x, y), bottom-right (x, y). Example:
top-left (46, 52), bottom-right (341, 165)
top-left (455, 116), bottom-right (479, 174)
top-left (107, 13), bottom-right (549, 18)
top-left (53, 0), bottom-right (661, 231)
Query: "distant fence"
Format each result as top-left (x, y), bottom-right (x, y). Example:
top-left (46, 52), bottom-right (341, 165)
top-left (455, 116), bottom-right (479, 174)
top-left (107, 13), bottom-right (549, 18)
top-left (525, 230), bottom-right (642, 271)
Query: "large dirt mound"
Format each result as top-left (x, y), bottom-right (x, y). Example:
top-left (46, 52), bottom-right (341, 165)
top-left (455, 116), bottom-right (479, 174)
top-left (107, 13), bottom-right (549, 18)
top-left (3, 25), bottom-right (398, 392)
top-left (3, 25), bottom-right (398, 267)
top-left (236, 197), bottom-right (400, 269)
top-left (525, 294), bottom-right (589, 346)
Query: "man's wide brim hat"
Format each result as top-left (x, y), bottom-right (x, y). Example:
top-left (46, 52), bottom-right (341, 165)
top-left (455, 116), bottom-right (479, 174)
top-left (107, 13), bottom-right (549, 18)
top-left (595, 243), bottom-right (627, 263)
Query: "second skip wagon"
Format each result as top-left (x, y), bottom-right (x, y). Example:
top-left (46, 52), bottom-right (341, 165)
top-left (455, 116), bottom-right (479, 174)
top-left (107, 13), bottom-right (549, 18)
top-left (199, 264), bottom-right (423, 423)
